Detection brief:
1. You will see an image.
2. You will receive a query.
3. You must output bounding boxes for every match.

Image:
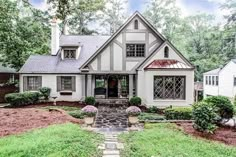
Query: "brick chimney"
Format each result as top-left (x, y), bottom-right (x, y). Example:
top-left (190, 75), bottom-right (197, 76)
top-left (51, 17), bottom-right (60, 56)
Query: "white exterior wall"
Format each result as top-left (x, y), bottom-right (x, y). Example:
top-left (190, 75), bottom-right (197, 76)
top-left (203, 75), bottom-right (219, 97)
top-left (101, 47), bottom-right (110, 71)
top-left (219, 61), bottom-right (236, 99)
top-left (203, 61), bottom-right (236, 100)
top-left (20, 74), bottom-right (83, 101)
top-left (137, 70), bottom-right (194, 107)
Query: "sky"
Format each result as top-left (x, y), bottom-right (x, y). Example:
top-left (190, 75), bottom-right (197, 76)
top-left (30, 0), bottom-right (226, 21)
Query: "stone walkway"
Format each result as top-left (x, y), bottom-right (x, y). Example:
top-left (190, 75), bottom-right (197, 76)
top-left (95, 105), bottom-right (128, 129)
top-left (98, 132), bottom-right (124, 157)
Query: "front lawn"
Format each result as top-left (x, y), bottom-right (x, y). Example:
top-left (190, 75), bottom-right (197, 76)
top-left (0, 123), bottom-right (102, 157)
top-left (120, 123), bottom-right (236, 157)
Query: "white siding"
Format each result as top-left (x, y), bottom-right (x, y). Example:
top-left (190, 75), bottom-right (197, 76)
top-left (90, 58), bottom-right (98, 70)
top-left (113, 43), bottom-right (123, 71)
top-left (101, 47), bottom-right (110, 71)
top-left (137, 70), bottom-right (194, 107)
top-left (20, 74), bottom-right (83, 101)
top-left (126, 61), bottom-right (138, 71)
top-left (126, 33), bottom-right (146, 41)
top-left (203, 75), bottom-right (219, 97)
top-left (219, 61), bottom-right (236, 99)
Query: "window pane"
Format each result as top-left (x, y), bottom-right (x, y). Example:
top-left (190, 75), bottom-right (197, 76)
top-left (95, 76), bottom-right (105, 88)
top-left (154, 76), bottom-right (185, 100)
top-left (27, 76), bottom-right (41, 90)
top-left (212, 76), bottom-right (215, 85)
top-left (216, 76), bottom-right (218, 86)
top-left (234, 77), bottom-right (236, 86)
top-left (206, 76), bottom-right (208, 85)
top-left (126, 44), bottom-right (145, 57)
top-left (64, 50), bottom-right (76, 59)
top-left (120, 76), bottom-right (129, 97)
top-left (61, 76), bottom-right (72, 90)
top-left (209, 76), bottom-right (212, 85)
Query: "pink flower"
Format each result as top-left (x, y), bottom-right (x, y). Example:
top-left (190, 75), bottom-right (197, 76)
top-left (126, 106), bottom-right (141, 116)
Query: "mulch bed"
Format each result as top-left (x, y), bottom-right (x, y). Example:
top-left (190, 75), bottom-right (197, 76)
top-left (0, 108), bottom-right (83, 137)
top-left (177, 122), bottom-right (236, 146)
top-left (11, 101), bottom-right (86, 109)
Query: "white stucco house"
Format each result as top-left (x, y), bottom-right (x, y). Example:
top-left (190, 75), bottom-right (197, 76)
top-left (203, 59), bottom-right (236, 100)
top-left (19, 12), bottom-right (195, 107)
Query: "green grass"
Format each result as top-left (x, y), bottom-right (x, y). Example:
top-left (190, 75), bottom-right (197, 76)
top-left (138, 112), bottom-right (165, 121)
top-left (0, 123), bottom-right (102, 157)
top-left (40, 106), bottom-right (80, 111)
top-left (120, 123), bottom-right (236, 157)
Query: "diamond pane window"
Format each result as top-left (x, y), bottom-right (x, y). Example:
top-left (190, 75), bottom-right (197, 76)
top-left (154, 76), bottom-right (185, 100)
top-left (126, 44), bottom-right (145, 57)
top-left (64, 50), bottom-right (76, 59)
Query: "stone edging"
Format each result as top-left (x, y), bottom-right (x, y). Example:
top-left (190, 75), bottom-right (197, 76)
top-left (139, 120), bottom-right (193, 123)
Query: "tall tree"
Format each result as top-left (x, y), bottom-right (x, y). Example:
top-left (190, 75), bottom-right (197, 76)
top-left (101, 0), bottom-right (128, 35)
top-left (143, 0), bottom-right (182, 41)
top-left (68, 0), bottom-right (105, 35)
top-left (0, 0), bottom-right (50, 70)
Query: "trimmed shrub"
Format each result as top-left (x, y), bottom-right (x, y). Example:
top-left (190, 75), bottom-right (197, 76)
top-left (68, 110), bottom-right (84, 119)
top-left (164, 107), bottom-right (192, 120)
top-left (39, 87), bottom-right (51, 100)
top-left (204, 96), bottom-right (234, 119)
top-left (192, 102), bottom-right (219, 133)
top-left (129, 97), bottom-right (142, 106)
top-left (5, 92), bottom-right (40, 107)
top-left (138, 113), bottom-right (165, 121)
top-left (84, 96), bottom-right (96, 105)
top-left (126, 106), bottom-right (141, 116)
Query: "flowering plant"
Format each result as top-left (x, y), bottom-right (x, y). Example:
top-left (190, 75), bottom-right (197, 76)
top-left (126, 106), bottom-right (141, 116)
top-left (81, 105), bottom-right (98, 117)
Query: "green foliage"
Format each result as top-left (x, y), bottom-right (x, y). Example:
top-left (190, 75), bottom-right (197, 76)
top-left (5, 92), bottom-right (40, 107)
top-left (100, 0), bottom-right (127, 34)
top-left (0, 0), bottom-right (50, 70)
top-left (146, 106), bottom-right (163, 113)
top-left (192, 102), bottom-right (219, 134)
top-left (68, 110), bottom-right (84, 119)
top-left (120, 123), bottom-right (236, 157)
top-left (129, 97), bottom-right (142, 106)
top-left (41, 106), bottom-right (80, 111)
top-left (204, 96), bottom-right (234, 119)
top-left (84, 96), bottom-right (96, 105)
top-left (164, 107), bottom-right (192, 120)
top-left (39, 87), bottom-right (51, 100)
top-left (0, 123), bottom-right (102, 157)
top-left (138, 113), bottom-right (165, 121)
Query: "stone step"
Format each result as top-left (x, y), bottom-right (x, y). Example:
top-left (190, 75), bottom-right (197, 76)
top-left (103, 150), bottom-right (120, 155)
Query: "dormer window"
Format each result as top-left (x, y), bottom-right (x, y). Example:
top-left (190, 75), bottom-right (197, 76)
top-left (134, 20), bottom-right (138, 29)
top-left (64, 49), bottom-right (76, 59)
top-left (164, 46), bottom-right (169, 58)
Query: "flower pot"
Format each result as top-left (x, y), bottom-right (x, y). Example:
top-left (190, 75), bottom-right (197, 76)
top-left (128, 116), bottom-right (139, 124)
top-left (84, 116), bottom-right (94, 125)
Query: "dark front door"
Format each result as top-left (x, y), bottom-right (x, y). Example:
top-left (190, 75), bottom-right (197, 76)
top-left (108, 76), bottom-right (118, 98)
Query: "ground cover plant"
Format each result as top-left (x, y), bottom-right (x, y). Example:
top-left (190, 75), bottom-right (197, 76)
top-left (0, 123), bottom-right (102, 157)
top-left (120, 123), bottom-right (236, 157)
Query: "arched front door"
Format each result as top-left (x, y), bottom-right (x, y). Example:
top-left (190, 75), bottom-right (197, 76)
top-left (108, 76), bottom-right (118, 98)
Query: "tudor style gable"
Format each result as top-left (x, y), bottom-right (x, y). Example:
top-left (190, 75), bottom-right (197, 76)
top-left (81, 12), bottom-right (165, 73)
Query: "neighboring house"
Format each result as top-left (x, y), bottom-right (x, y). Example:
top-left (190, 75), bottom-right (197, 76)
top-left (0, 63), bottom-right (19, 103)
top-left (203, 59), bottom-right (236, 100)
top-left (0, 63), bottom-right (18, 84)
top-left (19, 12), bottom-right (195, 107)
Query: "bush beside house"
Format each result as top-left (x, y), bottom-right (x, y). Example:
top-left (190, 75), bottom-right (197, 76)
top-left (85, 96), bottom-right (96, 105)
top-left (129, 97), bottom-right (142, 106)
top-left (165, 107), bottom-right (192, 120)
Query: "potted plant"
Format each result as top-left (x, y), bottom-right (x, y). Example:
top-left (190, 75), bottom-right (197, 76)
top-left (81, 105), bottom-right (98, 126)
top-left (126, 106), bottom-right (141, 125)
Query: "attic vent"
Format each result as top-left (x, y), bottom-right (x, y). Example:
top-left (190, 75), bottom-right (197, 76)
top-left (134, 19), bottom-right (138, 29)
top-left (164, 46), bottom-right (169, 58)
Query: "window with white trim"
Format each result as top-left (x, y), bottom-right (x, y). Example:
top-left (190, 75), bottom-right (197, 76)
top-left (64, 49), bottom-right (76, 59)
top-left (164, 46), bottom-right (169, 58)
top-left (212, 76), bottom-right (215, 85)
top-left (126, 44), bottom-right (145, 57)
top-left (205, 76), bottom-right (208, 85)
top-left (234, 77), bottom-right (236, 86)
top-left (154, 76), bottom-right (185, 100)
top-left (134, 20), bottom-right (139, 29)
top-left (209, 76), bottom-right (212, 85)
top-left (61, 76), bottom-right (73, 90)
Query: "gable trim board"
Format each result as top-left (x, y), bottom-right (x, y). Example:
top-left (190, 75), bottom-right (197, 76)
top-left (80, 11), bottom-right (165, 70)
top-left (136, 41), bottom-right (195, 70)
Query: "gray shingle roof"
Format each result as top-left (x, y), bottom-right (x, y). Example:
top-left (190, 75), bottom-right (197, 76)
top-left (203, 68), bottom-right (221, 75)
top-left (0, 63), bottom-right (16, 73)
top-left (19, 35), bottom-right (110, 73)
